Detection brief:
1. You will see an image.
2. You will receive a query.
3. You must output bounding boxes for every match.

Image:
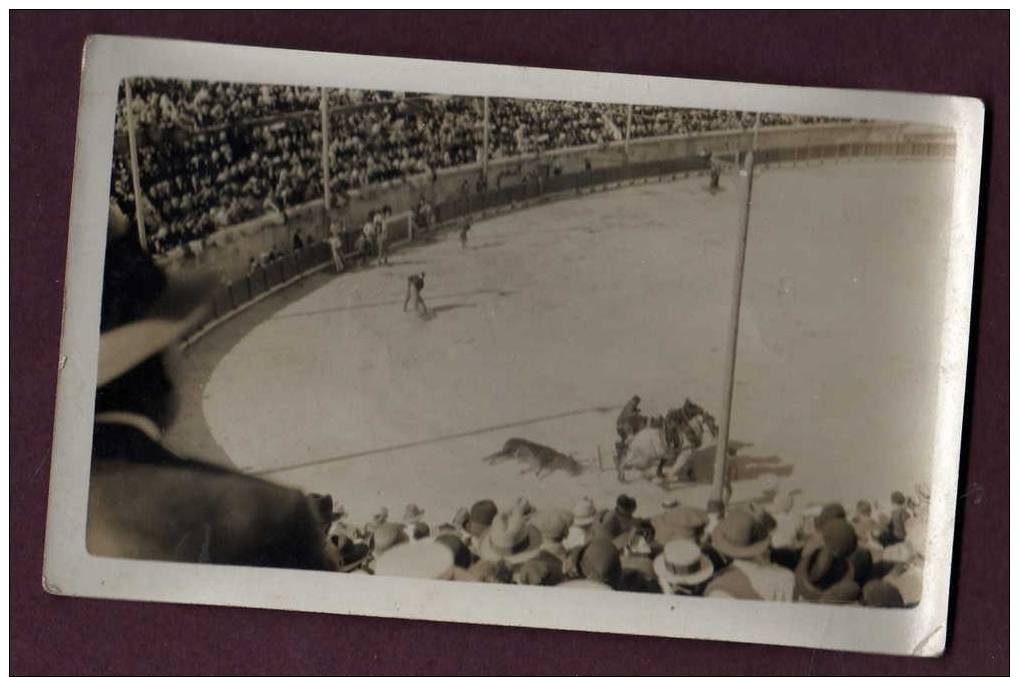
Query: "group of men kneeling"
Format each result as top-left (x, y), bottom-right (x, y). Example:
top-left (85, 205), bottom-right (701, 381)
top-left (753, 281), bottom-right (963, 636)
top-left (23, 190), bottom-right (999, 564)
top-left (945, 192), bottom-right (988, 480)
top-left (612, 395), bottom-right (721, 485)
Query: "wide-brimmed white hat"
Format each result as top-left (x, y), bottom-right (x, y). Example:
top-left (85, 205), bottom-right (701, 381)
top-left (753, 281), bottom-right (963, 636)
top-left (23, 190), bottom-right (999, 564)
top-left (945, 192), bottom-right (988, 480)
top-left (478, 508), bottom-right (543, 565)
top-left (653, 539), bottom-right (715, 587)
top-left (97, 204), bottom-right (215, 387)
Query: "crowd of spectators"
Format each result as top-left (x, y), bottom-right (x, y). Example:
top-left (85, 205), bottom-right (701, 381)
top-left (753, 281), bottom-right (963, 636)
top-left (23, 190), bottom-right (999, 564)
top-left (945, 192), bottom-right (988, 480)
top-left (613, 105), bottom-right (853, 140)
top-left (488, 98), bottom-right (617, 156)
top-left (111, 78), bottom-right (850, 255)
top-left (314, 481), bottom-right (926, 607)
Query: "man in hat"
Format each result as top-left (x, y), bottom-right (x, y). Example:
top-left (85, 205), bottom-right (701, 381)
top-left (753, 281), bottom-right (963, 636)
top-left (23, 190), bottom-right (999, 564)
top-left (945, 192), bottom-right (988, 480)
top-left (563, 496), bottom-right (597, 550)
top-left (464, 499), bottom-right (498, 556)
top-left (612, 494), bottom-right (638, 533)
top-left (653, 539), bottom-right (715, 596)
top-left (478, 504), bottom-right (544, 567)
top-left (880, 490), bottom-right (911, 546)
top-left (620, 521), bottom-right (664, 593)
top-left (403, 271), bottom-right (429, 317)
top-left (402, 503), bottom-right (428, 541)
top-left (529, 509), bottom-right (574, 560)
top-left (88, 205), bottom-right (337, 571)
top-left (327, 221), bottom-right (345, 274)
top-left (794, 517), bottom-right (861, 604)
top-left (616, 395), bottom-right (643, 446)
top-left (704, 510), bottom-right (794, 601)
top-left (563, 537), bottom-right (622, 590)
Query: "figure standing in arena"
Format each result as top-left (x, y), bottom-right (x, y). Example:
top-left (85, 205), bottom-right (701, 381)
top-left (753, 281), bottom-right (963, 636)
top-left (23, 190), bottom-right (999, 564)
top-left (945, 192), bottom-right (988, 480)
top-left (404, 271), bottom-right (429, 317)
top-left (459, 219), bottom-right (472, 250)
top-left (376, 208), bottom-right (390, 266)
top-left (362, 214), bottom-right (377, 265)
top-left (709, 152), bottom-right (722, 193)
top-left (327, 222), bottom-right (345, 274)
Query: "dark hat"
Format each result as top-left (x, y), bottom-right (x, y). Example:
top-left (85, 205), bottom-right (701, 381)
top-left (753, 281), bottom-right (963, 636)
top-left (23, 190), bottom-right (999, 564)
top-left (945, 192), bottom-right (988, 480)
top-left (98, 203), bottom-right (215, 386)
top-left (434, 533), bottom-right (472, 569)
top-left (468, 499), bottom-right (498, 537)
top-left (862, 580), bottom-right (905, 608)
top-left (711, 510), bottom-right (770, 559)
top-left (848, 547), bottom-right (874, 584)
top-left (616, 494), bottom-right (637, 518)
top-left (820, 518), bottom-right (858, 559)
top-left (579, 538), bottom-right (622, 588)
top-left (330, 533), bottom-right (370, 573)
top-left (891, 491), bottom-right (906, 505)
top-left (815, 502), bottom-right (847, 528)
top-left (411, 522), bottom-right (431, 540)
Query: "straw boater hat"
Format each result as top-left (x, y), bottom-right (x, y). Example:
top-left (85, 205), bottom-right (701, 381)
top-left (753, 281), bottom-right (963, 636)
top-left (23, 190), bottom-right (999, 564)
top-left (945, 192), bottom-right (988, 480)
top-left (711, 510), bottom-right (771, 559)
top-left (653, 539), bottom-right (715, 587)
top-left (98, 203), bottom-right (215, 387)
top-left (373, 540), bottom-right (454, 580)
top-left (478, 507), bottom-right (543, 565)
top-left (572, 496), bottom-right (597, 527)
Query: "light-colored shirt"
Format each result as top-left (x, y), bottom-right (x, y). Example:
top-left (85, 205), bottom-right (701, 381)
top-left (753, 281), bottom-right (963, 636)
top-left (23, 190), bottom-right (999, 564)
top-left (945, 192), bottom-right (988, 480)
top-left (706, 559), bottom-right (795, 602)
top-left (563, 525), bottom-right (590, 551)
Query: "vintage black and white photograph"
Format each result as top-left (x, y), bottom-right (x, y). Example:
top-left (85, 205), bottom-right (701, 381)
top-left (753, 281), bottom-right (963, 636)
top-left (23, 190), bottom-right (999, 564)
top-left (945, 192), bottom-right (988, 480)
top-left (42, 36), bottom-right (983, 656)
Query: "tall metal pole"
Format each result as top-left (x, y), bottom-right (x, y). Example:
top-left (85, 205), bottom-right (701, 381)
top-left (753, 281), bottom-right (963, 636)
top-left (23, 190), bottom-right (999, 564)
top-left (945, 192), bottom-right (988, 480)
top-left (624, 103), bottom-right (633, 153)
top-left (320, 87), bottom-right (331, 213)
top-left (481, 96), bottom-right (490, 182)
top-left (708, 119), bottom-right (759, 515)
top-left (123, 78), bottom-right (147, 252)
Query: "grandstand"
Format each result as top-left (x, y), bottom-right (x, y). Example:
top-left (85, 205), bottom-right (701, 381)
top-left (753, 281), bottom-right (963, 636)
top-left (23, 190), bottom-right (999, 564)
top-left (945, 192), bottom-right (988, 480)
top-left (111, 78), bottom-right (861, 260)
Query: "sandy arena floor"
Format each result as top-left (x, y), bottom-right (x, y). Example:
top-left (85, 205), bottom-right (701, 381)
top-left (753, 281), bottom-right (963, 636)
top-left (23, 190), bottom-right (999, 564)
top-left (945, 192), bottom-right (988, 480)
top-left (184, 160), bottom-right (955, 526)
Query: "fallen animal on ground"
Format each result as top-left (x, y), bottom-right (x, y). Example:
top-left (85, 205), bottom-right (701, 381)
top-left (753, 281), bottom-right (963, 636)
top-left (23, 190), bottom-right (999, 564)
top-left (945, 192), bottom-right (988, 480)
top-left (484, 438), bottom-right (585, 478)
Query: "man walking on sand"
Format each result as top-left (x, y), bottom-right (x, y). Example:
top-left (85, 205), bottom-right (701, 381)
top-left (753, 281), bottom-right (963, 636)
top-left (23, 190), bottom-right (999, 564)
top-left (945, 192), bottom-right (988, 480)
top-left (404, 271), bottom-right (429, 317)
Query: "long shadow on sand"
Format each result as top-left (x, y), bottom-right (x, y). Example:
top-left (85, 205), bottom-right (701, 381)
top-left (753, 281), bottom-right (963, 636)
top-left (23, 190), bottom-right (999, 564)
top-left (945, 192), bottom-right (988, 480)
top-left (251, 403), bottom-right (624, 477)
top-left (273, 287), bottom-right (514, 320)
top-left (655, 441), bottom-right (794, 490)
top-left (424, 302), bottom-right (477, 318)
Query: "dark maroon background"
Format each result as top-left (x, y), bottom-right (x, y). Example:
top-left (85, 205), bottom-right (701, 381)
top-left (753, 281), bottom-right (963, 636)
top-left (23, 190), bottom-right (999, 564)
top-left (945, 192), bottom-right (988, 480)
top-left (10, 11), bottom-right (1008, 675)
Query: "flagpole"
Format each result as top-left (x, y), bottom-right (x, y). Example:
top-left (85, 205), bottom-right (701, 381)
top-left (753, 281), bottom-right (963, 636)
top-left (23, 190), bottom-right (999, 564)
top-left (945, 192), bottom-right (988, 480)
top-left (123, 78), bottom-right (147, 252)
top-left (708, 115), bottom-right (760, 515)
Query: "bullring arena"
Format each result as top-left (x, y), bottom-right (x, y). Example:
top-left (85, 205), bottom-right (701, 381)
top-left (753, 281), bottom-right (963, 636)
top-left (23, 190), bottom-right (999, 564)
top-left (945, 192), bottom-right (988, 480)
top-left (167, 156), bottom-right (955, 527)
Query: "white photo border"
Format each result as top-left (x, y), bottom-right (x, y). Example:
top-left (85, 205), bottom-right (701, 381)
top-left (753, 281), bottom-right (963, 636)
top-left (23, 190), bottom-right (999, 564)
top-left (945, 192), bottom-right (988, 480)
top-left (42, 35), bottom-right (984, 657)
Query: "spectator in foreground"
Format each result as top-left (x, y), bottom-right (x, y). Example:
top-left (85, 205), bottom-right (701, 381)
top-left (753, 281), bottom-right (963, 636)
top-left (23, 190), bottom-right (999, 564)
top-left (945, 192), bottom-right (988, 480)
top-left (704, 510), bottom-right (794, 601)
top-left (88, 204), bottom-right (337, 571)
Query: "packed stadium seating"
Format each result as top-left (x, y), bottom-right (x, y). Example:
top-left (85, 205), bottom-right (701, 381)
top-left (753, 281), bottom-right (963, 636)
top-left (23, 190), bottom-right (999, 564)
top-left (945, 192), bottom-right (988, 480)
top-left (111, 79), bottom-right (846, 254)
